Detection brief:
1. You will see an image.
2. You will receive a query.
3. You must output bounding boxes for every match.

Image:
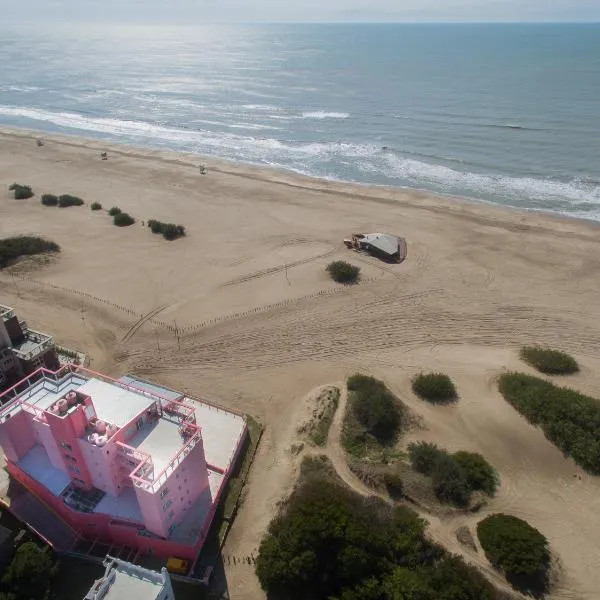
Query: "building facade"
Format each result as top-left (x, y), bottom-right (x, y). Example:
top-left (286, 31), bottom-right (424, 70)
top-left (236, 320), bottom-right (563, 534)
top-left (0, 305), bottom-right (59, 391)
top-left (0, 366), bottom-right (247, 562)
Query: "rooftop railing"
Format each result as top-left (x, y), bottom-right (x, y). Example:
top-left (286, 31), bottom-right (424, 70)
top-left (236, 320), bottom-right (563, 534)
top-left (12, 328), bottom-right (55, 362)
top-left (0, 305), bottom-right (15, 320)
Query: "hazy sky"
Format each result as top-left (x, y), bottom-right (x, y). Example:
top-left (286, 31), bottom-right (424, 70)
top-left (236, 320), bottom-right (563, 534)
top-left (2, 0), bottom-right (600, 23)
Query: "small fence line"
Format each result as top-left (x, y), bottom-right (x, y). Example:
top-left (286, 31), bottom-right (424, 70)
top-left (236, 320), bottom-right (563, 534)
top-left (2, 271), bottom-right (380, 340)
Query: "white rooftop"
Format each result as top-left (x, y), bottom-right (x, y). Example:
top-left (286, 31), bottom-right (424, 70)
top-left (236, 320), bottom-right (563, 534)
top-left (86, 557), bottom-right (170, 600)
top-left (94, 487), bottom-right (142, 522)
top-left (128, 415), bottom-right (183, 474)
top-left (76, 379), bottom-right (154, 428)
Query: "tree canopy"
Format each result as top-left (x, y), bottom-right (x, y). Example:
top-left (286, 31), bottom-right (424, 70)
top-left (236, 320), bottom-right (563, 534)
top-left (1, 542), bottom-right (56, 600)
top-left (256, 464), bottom-right (500, 600)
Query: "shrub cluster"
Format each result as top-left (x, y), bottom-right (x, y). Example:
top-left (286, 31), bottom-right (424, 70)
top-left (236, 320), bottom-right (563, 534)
top-left (108, 206), bottom-right (122, 216)
top-left (520, 345), bottom-right (579, 375)
top-left (0, 236), bottom-right (60, 269)
top-left (477, 514), bottom-right (550, 595)
top-left (113, 212), bottom-right (135, 227)
top-left (148, 219), bottom-right (186, 241)
top-left (498, 373), bottom-right (600, 473)
top-left (326, 260), bottom-right (360, 284)
top-left (9, 183), bottom-right (34, 199)
top-left (90, 202), bottom-right (102, 211)
top-left (408, 442), bottom-right (498, 506)
top-left (412, 372), bottom-right (457, 402)
top-left (347, 374), bottom-right (402, 445)
top-left (41, 194), bottom-right (58, 207)
top-left (1, 541), bottom-right (57, 600)
top-left (256, 466), bottom-right (500, 600)
top-left (58, 194), bottom-right (84, 207)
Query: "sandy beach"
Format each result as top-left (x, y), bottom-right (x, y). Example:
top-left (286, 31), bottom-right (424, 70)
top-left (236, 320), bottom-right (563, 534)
top-left (1, 127), bottom-right (600, 600)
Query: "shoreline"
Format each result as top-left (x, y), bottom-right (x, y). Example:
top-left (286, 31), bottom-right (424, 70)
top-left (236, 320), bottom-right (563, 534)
top-left (2, 125), bottom-right (598, 234)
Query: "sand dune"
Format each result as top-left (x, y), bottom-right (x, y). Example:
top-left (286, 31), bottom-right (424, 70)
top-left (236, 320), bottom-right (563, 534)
top-left (1, 128), bottom-right (600, 600)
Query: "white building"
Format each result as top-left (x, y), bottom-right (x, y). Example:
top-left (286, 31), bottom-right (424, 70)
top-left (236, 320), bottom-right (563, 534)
top-left (84, 555), bottom-right (175, 600)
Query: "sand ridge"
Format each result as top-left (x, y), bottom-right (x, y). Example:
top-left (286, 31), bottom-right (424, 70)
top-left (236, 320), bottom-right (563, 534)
top-left (1, 128), bottom-right (600, 600)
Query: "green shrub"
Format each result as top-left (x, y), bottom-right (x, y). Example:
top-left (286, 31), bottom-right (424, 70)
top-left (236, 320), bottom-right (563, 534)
top-left (477, 514), bottom-right (550, 595)
top-left (383, 472), bottom-right (404, 499)
top-left (0, 236), bottom-right (60, 269)
top-left (108, 206), bottom-right (122, 216)
top-left (520, 345), bottom-right (579, 375)
top-left (408, 443), bottom-right (498, 505)
top-left (58, 194), bottom-right (84, 207)
top-left (41, 194), bottom-right (58, 207)
top-left (113, 212), bottom-right (135, 227)
top-left (256, 464), bottom-right (498, 600)
top-left (326, 260), bottom-right (360, 284)
top-left (1, 541), bottom-right (56, 600)
top-left (90, 202), bottom-right (102, 211)
top-left (452, 451), bottom-right (498, 496)
top-left (147, 219), bottom-right (186, 240)
top-left (412, 372), bottom-right (457, 403)
top-left (347, 374), bottom-right (401, 445)
top-left (499, 373), bottom-right (600, 474)
top-left (9, 183), bottom-right (34, 199)
top-left (431, 453), bottom-right (471, 507)
top-left (408, 442), bottom-right (448, 476)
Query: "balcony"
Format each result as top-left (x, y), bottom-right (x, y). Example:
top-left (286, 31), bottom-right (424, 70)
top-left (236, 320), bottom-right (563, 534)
top-left (0, 305), bottom-right (15, 321)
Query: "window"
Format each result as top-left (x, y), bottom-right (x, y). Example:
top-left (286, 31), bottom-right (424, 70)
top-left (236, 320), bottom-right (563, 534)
top-left (167, 510), bottom-right (175, 521)
top-left (160, 487), bottom-right (169, 499)
top-left (64, 454), bottom-right (77, 463)
top-left (67, 465), bottom-right (81, 474)
top-left (74, 477), bottom-right (85, 486)
top-left (162, 499), bottom-right (172, 512)
top-left (60, 442), bottom-right (72, 451)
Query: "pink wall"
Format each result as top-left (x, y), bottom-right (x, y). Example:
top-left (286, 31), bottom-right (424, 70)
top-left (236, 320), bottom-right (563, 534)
top-left (78, 438), bottom-right (120, 496)
top-left (33, 418), bottom-right (66, 472)
top-left (0, 410), bottom-right (36, 462)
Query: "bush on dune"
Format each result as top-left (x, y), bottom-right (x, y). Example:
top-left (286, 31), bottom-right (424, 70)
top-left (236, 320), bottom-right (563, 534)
top-left (41, 194), bottom-right (58, 207)
top-left (408, 442), bottom-right (498, 506)
top-left (108, 206), bottom-right (122, 216)
top-left (113, 212), bottom-right (135, 227)
top-left (90, 202), bottom-right (102, 211)
top-left (326, 260), bottom-right (360, 284)
top-left (58, 194), bottom-right (84, 207)
top-left (0, 236), bottom-right (60, 269)
top-left (520, 345), bottom-right (579, 375)
top-left (477, 514), bottom-right (550, 596)
top-left (147, 219), bottom-right (186, 240)
top-left (412, 372), bottom-right (457, 402)
top-left (498, 372), bottom-right (600, 473)
top-left (9, 183), bottom-right (34, 199)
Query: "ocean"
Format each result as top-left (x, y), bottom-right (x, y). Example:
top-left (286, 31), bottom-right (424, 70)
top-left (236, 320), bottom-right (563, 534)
top-left (1, 22), bottom-right (599, 220)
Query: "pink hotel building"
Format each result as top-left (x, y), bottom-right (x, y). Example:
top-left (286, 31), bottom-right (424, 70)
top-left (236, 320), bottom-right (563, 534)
top-left (0, 366), bottom-right (247, 561)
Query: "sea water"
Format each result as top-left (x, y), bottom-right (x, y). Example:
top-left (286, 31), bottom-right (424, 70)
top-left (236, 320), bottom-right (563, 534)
top-left (1, 22), bottom-right (599, 219)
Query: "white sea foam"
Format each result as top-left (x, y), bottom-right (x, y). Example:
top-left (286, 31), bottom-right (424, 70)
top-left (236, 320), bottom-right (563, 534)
top-left (1, 104), bottom-right (598, 219)
top-left (301, 111), bottom-right (349, 120)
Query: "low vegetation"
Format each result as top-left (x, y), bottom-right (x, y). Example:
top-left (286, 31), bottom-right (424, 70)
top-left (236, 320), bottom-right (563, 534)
top-left (301, 386), bottom-right (340, 446)
top-left (90, 202), bottom-right (102, 211)
top-left (9, 183), bottom-right (34, 200)
top-left (383, 472), bottom-right (404, 499)
top-left (148, 219), bottom-right (186, 241)
top-left (41, 194), bottom-right (58, 206)
top-left (58, 194), bottom-right (84, 208)
top-left (343, 374), bottom-right (402, 457)
top-left (477, 514), bottom-right (550, 596)
top-left (256, 456), bottom-right (502, 600)
top-left (498, 373), bottom-right (600, 474)
top-left (408, 442), bottom-right (498, 506)
top-left (412, 372), bottom-right (457, 402)
top-left (326, 260), bottom-right (360, 284)
top-left (108, 206), bottom-right (122, 216)
top-left (520, 345), bottom-right (579, 375)
top-left (0, 236), bottom-right (60, 269)
top-left (113, 212), bottom-right (135, 227)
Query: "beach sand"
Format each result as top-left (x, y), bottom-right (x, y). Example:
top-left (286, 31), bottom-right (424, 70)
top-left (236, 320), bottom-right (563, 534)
top-left (1, 127), bottom-right (600, 600)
